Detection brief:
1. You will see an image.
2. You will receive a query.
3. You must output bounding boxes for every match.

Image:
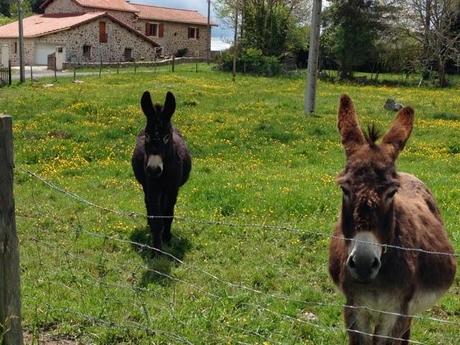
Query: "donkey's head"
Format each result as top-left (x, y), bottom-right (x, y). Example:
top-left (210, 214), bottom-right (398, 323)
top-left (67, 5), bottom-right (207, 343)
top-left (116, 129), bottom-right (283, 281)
top-left (141, 91), bottom-right (176, 178)
top-left (337, 95), bottom-right (414, 283)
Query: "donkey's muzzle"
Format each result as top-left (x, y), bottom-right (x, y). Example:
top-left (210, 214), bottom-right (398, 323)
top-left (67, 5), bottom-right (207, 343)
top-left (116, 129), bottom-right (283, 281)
top-left (346, 232), bottom-right (382, 283)
top-left (347, 252), bottom-right (381, 283)
top-left (146, 155), bottom-right (163, 178)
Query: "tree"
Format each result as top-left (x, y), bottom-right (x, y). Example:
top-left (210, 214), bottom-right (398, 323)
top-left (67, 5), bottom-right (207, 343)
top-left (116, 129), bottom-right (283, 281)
top-left (0, 0), bottom-right (11, 17)
top-left (31, 0), bottom-right (46, 13)
top-left (402, 0), bottom-right (460, 86)
top-left (215, 0), bottom-right (310, 56)
top-left (323, 0), bottom-right (396, 80)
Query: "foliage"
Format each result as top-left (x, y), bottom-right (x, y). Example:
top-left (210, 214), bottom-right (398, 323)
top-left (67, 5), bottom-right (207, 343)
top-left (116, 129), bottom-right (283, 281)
top-left (217, 48), bottom-right (282, 75)
top-left (0, 66), bottom-right (459, 344)
top-left (0, 0), bottom-right (10, 17)
top-left (322, 0), bottom-right (397, 80)
top-left (0, 14), bottom-right (13, 25)
top-left (215, 0), bottom-right (310, 57)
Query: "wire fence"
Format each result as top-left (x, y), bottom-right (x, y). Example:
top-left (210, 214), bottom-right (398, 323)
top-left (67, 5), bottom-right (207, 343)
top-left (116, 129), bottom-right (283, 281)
top-left (13, 167), bottom-right (460, 344)
top-left (10, 57), bottom-right (211, 85)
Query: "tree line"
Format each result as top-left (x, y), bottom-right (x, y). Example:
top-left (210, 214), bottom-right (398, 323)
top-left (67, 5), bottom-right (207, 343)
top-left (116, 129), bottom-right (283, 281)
top-left (0, 0), bottom-right (45, 17)
top-left (216, 0), bottom-right (460, 87)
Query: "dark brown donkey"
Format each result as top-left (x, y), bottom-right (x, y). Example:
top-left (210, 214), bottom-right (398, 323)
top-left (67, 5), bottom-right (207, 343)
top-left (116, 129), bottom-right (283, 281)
top-left (329, 95), bottom-right (456, 344)
top-left (132, 91), bottom-right (191, 251)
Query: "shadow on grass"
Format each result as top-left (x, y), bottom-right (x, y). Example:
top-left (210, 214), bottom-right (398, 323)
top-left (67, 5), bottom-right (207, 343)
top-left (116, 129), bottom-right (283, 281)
top-left (129, 226), bottom-right (192, 287)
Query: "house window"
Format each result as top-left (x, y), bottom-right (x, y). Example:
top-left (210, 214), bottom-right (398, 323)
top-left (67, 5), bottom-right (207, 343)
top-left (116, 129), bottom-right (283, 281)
top-left (146, 23), bottom-right (158, 37)
top-left (99, 21), bottom-right (108, 43)
top-left (14, 42), bottom-right (17, 54)
top-left (188, 27), bottom-right (199, 40)
top-left (124, 48), bottom-right (133, 62)
top-left (83, 45), bottom-right (91, 59)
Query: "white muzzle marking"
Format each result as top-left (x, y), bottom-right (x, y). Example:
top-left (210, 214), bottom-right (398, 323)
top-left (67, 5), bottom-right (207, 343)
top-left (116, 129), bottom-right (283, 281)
top-left (348, 231), bottom-right (383, 258)
top-left (147, 155), bottom-right (163, 171)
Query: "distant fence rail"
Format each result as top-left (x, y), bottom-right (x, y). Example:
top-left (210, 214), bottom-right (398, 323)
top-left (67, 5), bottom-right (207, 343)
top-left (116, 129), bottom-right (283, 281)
top-left (63, 57), bottom-right (207, 70)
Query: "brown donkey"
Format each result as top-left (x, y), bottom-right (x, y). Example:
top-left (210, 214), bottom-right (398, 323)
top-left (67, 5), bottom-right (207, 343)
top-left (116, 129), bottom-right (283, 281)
top-left (329, 95), bottom-right (456, 344)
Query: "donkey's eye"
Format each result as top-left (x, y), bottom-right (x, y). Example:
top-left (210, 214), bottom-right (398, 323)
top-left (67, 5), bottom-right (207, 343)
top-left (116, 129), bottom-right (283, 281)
top-left (386, 189), bottom-right (397, 200)
top-left (163, 134), bottom-right (170, 144)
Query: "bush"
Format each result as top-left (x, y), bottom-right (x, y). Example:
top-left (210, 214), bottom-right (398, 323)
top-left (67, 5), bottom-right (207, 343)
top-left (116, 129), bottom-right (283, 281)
top-left (217, 48), bottom-right (282, 76)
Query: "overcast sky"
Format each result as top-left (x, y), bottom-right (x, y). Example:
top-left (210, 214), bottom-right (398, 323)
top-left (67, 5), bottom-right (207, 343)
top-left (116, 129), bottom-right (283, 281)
top-left (132, 0), bottom-right (231, 40)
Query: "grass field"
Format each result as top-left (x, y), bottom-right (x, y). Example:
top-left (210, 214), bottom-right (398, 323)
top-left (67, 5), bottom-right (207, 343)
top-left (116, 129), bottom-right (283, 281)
top-left (1, 64), bottom-right (459, 344)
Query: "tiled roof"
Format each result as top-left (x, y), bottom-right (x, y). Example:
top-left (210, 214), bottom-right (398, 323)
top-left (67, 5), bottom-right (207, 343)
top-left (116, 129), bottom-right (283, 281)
top-left (0, 12), bottom-right (160, 47)
top-left (41, 0), bottom-right (139, 13)
top-left (132, 3), bottom-right (216, 26)
top-left (0, 12), bottom-right (105, 38)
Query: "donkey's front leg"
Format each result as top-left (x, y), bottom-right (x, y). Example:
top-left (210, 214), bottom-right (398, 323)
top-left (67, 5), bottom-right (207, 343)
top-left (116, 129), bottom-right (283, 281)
top-left (162, 190), bottom-right (178, 243)
top-left (145, 188), bottom-right (164, 252)
top-left (345, 305), bottom-right (373, 345)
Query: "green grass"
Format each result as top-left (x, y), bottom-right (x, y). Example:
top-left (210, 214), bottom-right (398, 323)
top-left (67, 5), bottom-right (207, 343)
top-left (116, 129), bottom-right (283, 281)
top-left (1, 64), bottom-right (459, 344)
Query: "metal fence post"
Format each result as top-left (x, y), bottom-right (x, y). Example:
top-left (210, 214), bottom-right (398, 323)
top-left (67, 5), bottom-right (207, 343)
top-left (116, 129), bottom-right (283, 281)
top-left (172, 55), bottom-right (175, 73)
top-left (0, 115), bottom-right (24, 345)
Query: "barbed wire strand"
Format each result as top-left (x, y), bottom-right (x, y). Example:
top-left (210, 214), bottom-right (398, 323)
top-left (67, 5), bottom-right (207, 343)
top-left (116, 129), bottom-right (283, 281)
top-left (17, 169), bottom-right (459, 342)
top-left (27, 236), bottom-right (285, 345)
top-left (26, 236), bottom-right (423, 345)
top-left (16, 185), bottom-right (460, 328)
top-left (25, 224), bottom-right (460, 338)
top-left (19, 168), bottom-right (459, 258)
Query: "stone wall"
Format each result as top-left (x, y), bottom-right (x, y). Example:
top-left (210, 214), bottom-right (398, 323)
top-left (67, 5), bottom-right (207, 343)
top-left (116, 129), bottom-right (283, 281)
top-left (44, 0), bottom-right (137, 27)
top-left (0, 39), bottom-right (34, 66)
top-left (38, 17), bottom-right (158, 63)
top-left (137, 20), bottom-right (210, 57)
top-left (44, 0), bottom-right (84, 14)
top-left (1, 16), bottom-right (158, 66)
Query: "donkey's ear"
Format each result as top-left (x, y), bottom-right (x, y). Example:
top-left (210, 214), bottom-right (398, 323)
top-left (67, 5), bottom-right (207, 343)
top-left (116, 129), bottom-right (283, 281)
top-left (338, 94), bottom-right (365, 158)
top-left (381, 107), bottom-right (414, 160)
top-left (162, 92), bottom-right (176, 121)
top-left (141, 91), bottom-right (155, 118)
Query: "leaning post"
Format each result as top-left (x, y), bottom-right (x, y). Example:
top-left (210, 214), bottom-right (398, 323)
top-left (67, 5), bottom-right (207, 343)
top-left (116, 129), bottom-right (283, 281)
top-left (0, 115), bottom-right (24, 345)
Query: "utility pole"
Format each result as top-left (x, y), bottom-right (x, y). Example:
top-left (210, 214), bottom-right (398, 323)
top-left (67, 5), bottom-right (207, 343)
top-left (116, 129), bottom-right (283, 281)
top-left (304, 0), bottom-right (322, 115)
top-left (207, 0), bottom-right (211, 64)
top-left (18, 0), bottom-right (26, 83)
top-left (232, 1), bottom-right (238, 82)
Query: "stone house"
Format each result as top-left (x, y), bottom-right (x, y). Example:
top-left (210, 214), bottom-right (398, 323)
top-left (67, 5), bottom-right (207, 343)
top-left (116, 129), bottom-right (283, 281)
top-left (0, 0), bottom-right (214, 67)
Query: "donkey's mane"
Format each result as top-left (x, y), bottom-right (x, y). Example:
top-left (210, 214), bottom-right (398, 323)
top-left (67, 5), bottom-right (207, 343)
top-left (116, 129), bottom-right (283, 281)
top-left (363, 124), bottom-right (381, 146)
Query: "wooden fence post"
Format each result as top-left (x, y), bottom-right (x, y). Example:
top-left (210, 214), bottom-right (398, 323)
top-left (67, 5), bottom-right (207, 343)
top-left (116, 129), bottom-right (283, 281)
top-left (8, 60), bottom-right (12, 86)
top-left (29, 66), bottom-right (33, 83)
top-left (0, 115), bottom-right (24, 345)
top-left (172, 55), bottom-right (175, 73)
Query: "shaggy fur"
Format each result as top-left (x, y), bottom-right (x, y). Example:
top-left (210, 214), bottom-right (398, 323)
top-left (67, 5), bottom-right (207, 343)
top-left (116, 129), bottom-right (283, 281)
top-left (132, 91), bottom-right (191, 251)
top-left (329, 95), bottom-right (456, 344)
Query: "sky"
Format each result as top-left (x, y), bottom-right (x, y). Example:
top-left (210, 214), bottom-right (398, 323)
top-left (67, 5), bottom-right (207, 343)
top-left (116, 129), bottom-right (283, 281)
top-left (133, 0), bottom-right (232, 49)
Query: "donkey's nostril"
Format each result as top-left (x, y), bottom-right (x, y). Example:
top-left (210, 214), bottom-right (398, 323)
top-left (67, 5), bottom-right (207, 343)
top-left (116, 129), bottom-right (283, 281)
top-left (372, 257), bottom-right (381, 270)
top-left (147, 166), bottom-right (162, 177)
top-left (348, 256), bottom-right (356, 269)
